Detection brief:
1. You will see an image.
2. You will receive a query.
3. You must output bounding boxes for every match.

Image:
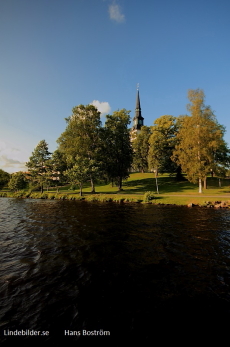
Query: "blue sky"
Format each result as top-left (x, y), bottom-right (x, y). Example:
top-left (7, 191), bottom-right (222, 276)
top-left (1, 0), bottom-right (230, 173)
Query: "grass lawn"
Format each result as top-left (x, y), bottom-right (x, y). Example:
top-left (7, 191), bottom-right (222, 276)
top-left (2, 173), bottom-right (230, 206)
top-left (57, 172), bottom-right (230, 196)
top-left (52, 173), bottom-right (230, 205)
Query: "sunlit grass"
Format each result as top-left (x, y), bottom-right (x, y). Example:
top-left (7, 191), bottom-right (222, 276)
top-left (2, 173), bottom-right (230, 206)
top-left (77, 173), bottom-right (230, 196)
top-left (37, 173), bottom-right (230, 196)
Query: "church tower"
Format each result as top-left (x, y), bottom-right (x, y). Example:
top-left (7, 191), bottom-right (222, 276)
top-left (130, 84), bottom-right (144, 141)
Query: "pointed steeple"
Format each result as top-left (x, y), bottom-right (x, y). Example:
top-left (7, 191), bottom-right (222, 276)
top-left (133, 84), bottom-right (144, 130)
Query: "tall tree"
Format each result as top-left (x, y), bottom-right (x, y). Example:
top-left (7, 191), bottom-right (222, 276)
top-left (57, 104), bottom-right (102, 193)
top-left (103, 109), bottom-right (133, 190)
top-left (26, 140), bottom-right (51, 193)
top-left (148, 115), bottom-right (179, 179)
top-left (172, 89), bottom-right (229, 193)
top-left (132, 126), bottom-right (151, 173)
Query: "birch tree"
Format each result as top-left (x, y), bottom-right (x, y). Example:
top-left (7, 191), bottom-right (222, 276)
top-left (172, 89), bottom-right (229, 193)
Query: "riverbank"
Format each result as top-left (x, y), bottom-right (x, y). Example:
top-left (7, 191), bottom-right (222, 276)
top-left (1, 190), bottom-right (230, 208)
top-left (1, 173), bottom-right (230, 208)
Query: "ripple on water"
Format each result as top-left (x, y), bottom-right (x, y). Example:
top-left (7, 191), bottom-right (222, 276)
top-left (1, 199), bottom-right (230, 344)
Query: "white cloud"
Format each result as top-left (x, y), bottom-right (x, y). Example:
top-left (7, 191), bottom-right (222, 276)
top-left (108, 2), bottom-right (125, 23)
top-left (90, 100), bottom-right (111, 115)
top-left (0, 140), bottom-right (27, 173)
top-left (0, 155), bottom-right (27, 173)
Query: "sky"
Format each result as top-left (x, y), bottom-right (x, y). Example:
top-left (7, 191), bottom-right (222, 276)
top-left (1, 0), bottom-right (230, 173)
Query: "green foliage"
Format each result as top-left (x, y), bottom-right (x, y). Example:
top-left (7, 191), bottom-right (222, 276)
top-left (132, 126), bottom-right (151, 172)
top-left (8, 172), bottom-right (27, 191)
top-left (49, 149), bottom-right (67, 190)
top-left (14, 191), bottom-right (27, 198)
top-left (148, 115), bottom-right (179, 174)
top-left (0, 169), bottom-right (10, 189)
top-left (28, 183), bottom-right (41, 192)
top-left (143, 191), bottom-right (155, 202)
top-left (40, 193), bottom-right (48, 199)
top-left (64, 156), bottom-right (96, 196)
top-left (26, 140), bottom-right (51, 193)
top-left (102, 109), bottom-right (133, 190)
top-left (57, 104), bottom-right (102, 193)
top-left (172, 89), bottom-right (230, 193)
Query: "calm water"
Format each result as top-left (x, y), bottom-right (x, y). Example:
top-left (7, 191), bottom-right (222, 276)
top-left (1, 198), bottom-right (230, 345)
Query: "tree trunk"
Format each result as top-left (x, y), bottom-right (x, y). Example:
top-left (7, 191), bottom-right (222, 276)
top-left (203, 177), bottom-right (207, 189)
top-left (176, 166), bottom-right (184, 181)
top-left (118, 177), bottom-right (123, 191)
top-left (198, 178), bottom-right (202, 193)
top-left (90, 177), bottom-right (95, 193)
top-left (219, 178), bottom-right (221, 187)
top-left (79, 183), bottom-right (82, 196)
top-left (155, 171), bottom-right (159, 194)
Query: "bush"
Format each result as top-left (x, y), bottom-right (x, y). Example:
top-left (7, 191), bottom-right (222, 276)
top-left (12, 190), bottom-right (25, 198)
top-left (8, 172), bottom-right (27, 192)
top-left (48, 194), bottom-right (56, 199)
top-left (30, 192), bottom-right (42, 199)
top-left (86, 195), bottom-right (98, 202)
top-left (143, 191), bottom-right (155, 202)
top-left (58, 194), bottom-right (68, 200)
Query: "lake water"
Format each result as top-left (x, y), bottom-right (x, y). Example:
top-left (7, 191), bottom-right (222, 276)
top-left (1, 198), bottom-right (230, 346)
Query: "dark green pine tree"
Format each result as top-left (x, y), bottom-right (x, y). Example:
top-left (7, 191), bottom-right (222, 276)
top-left (26, 140), bottom-right (51, 193)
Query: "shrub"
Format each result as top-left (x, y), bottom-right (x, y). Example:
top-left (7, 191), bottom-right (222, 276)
top-left (13, 190), bottom-right (25, 198)
top-left (24, 192), bottom-right (31, 198)
top-left (48, 194), bottom-right (56, 199)
top-left (58, 194), bottom-right (68, 200)
top-left (143, 191), bottom-right (155, 202)
top-left (86, 195), bottom-right (98, 202)
top-left (30, 192), bottom-right (41, 199)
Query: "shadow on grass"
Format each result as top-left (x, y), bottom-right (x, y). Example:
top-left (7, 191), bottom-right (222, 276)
top-left (52, 176), bottom-right (230, 195)
top-left (121, 177), bottom-right (196, 194)
top-left (122, 176), bottom-right (230, 194)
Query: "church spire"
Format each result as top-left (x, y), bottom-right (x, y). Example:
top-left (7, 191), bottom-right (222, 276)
top-left (135, 86), bottom-right (141, 118)
top-left (133, 84), bottom-right (144, 130)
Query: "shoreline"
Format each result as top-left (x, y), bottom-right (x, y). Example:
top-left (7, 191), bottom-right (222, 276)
top-left (1, 191), bottom-right (230, 208)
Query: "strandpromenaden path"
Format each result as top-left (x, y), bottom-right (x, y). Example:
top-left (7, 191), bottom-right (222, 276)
top-left (1, 173), bottom-right (230, 207)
